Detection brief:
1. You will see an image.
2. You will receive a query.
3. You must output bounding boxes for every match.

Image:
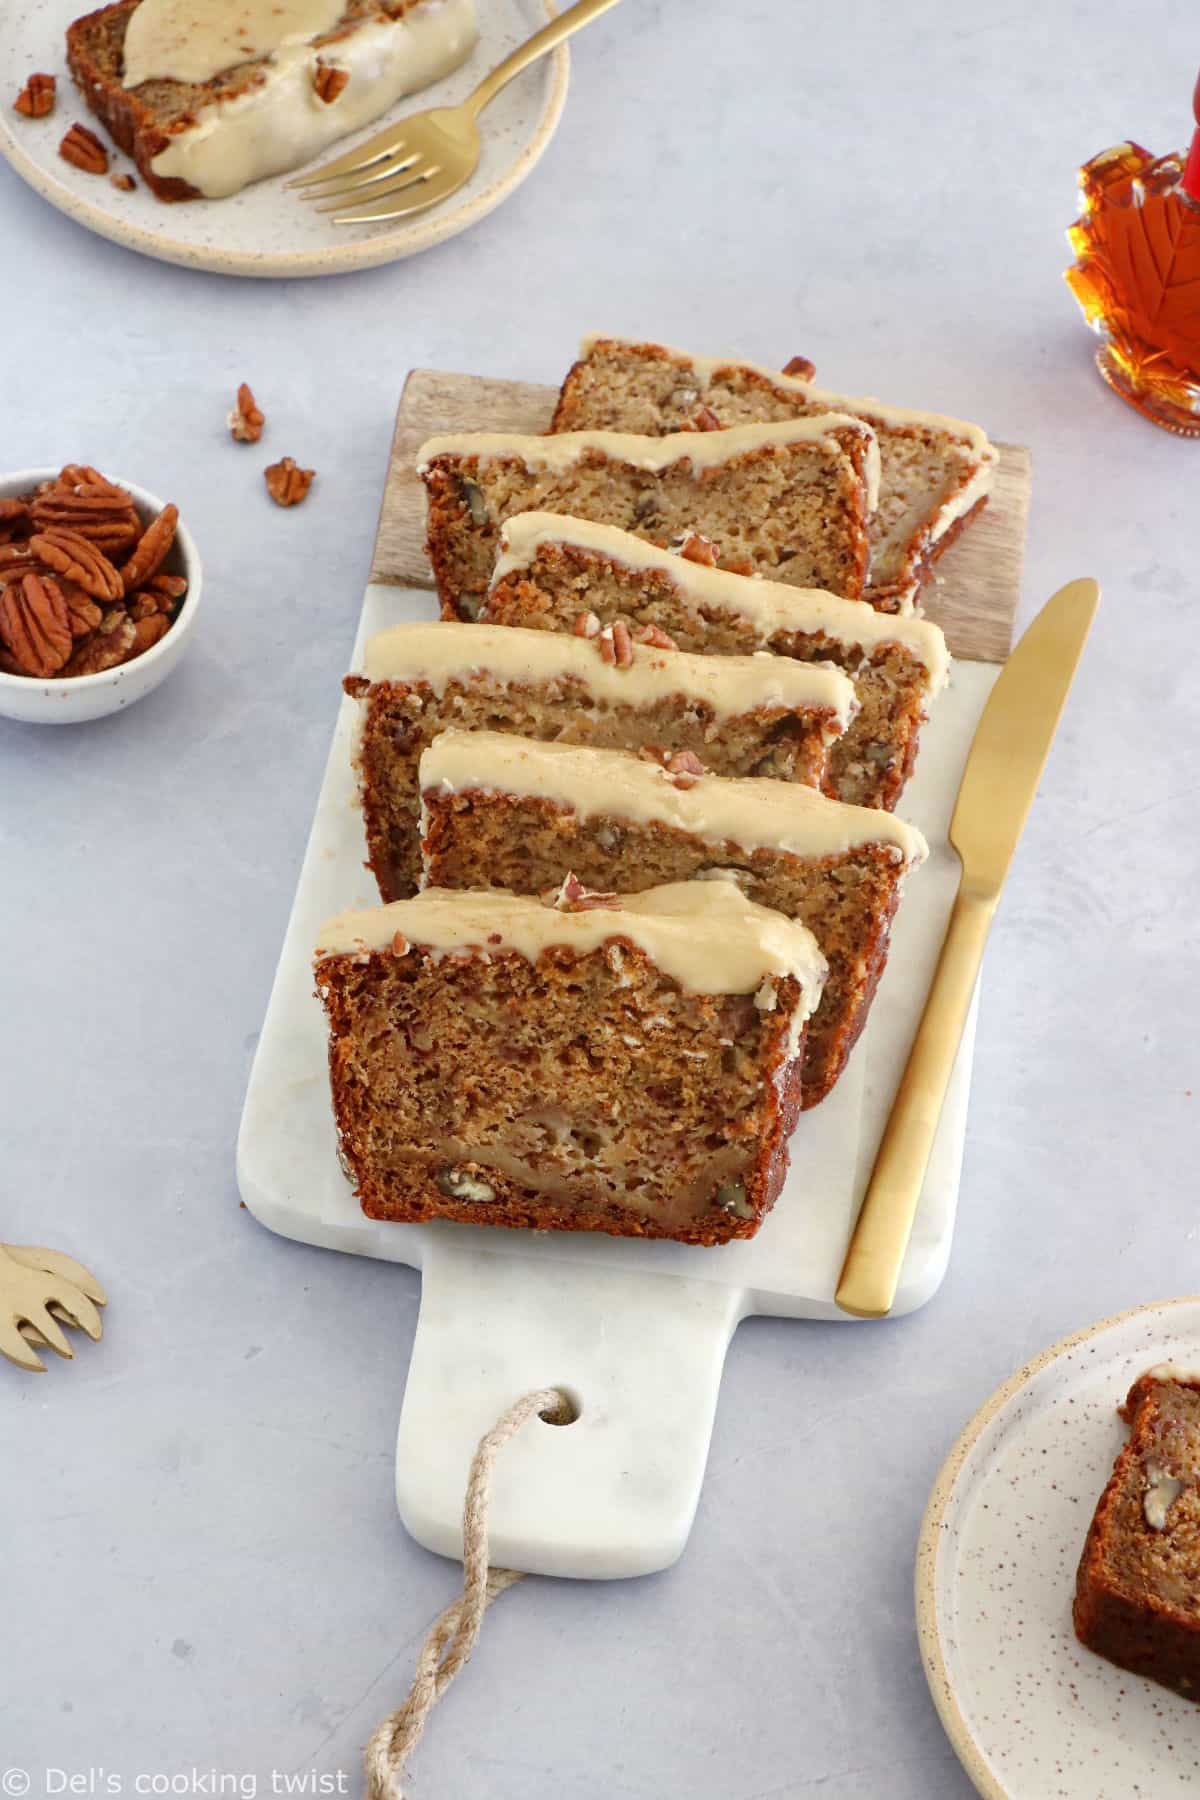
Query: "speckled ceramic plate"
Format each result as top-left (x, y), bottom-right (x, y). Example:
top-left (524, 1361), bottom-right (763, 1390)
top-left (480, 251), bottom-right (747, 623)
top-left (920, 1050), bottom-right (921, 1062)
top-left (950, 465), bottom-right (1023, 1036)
top-left (917, 1298), bottom-right (1200, 1799)
top-left (0, 0), bottom-right (567, 278)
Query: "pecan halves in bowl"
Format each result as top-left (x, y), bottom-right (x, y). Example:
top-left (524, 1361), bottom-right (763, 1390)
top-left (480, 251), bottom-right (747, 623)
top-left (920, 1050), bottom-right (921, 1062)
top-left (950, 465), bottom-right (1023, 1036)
top-left (31, 472), bottom-right (141, 552)
top-left (119, 504), bottom-right (179, 594)
top-left (29, 527), bottom-right (124, 601)
top-left (0, 572), bottom-right (72, 677)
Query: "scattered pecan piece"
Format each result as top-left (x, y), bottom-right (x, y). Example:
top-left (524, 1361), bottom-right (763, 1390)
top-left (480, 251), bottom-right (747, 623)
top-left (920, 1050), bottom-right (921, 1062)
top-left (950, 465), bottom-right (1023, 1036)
top-left (131, 613), bottom-right (170, 655)
top-left (111, 172), bottom-right (136, 192)
top-left (782, 354), bottom-right (816, 381)
top-left (14, 73), bottom-right (55, 118)
top-left (0, 498), bottom-right (31, 543)
top-left (59, 123), bottom-right (108, 174)
top-left (552, 873), bottom-right (620, 913)
top-left (391, 932), bottom-right (410, 956)
top-left (596, 627), bottom-right (616, 665)
top-left (228, 383), bottom-right (265, 444)
top-left (119, 503), bottom-right (178, 594)
top-left (693, 404), bottom-right (721, 431)
top-left (722, 556), bottom-right (756, 576)
top-left (572, 610), bottom-right (600, 638)
top-left (313, 61), bottom-right (350, 103)
top-left (632, 623), bottom-right (678, 651)
top-left (0, 572), bottom-right (72, 676)
top-left (265, 457), bottom-right (315, 507)
top-left (64, 610), bottom-right (136, 677)
top-left (31, 471), bottom-right (141, 552)
top-left (30, 526), bottom-right (123, 600)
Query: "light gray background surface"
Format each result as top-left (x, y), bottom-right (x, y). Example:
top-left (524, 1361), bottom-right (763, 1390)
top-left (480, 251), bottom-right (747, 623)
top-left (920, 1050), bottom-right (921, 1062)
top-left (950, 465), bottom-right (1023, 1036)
top-left (3, 3), bottom-right (1198, 1795)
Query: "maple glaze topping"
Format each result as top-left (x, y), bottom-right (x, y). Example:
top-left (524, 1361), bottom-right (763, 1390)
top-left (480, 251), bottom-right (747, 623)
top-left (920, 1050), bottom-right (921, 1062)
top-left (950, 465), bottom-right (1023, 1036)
top-left (358, 619), bottom-right (857, 726)
top-left (492, 513), bottom-right (951, 692)
top-left (317, 880), bottom-right (828, 1013)
top-left (419, 729), bottom-right (929, 864)
top-left (123, 0), bottom-right (348, 87)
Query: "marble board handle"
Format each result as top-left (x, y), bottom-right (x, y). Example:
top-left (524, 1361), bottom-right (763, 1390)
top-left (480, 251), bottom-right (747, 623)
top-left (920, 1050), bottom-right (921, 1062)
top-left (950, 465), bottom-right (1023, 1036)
top-left (395, 1232), bottom-right (744, 1579)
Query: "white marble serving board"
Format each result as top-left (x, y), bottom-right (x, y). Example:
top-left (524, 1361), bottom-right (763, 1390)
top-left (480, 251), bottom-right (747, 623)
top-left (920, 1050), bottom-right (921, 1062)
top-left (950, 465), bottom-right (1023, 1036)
top-left (237, 580), bottom-right (995, 1576)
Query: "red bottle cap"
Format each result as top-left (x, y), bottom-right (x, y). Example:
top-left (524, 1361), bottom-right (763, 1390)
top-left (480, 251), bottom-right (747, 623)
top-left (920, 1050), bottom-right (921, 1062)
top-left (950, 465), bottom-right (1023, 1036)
top-left (1186, 67), bottom-right (1200, 201)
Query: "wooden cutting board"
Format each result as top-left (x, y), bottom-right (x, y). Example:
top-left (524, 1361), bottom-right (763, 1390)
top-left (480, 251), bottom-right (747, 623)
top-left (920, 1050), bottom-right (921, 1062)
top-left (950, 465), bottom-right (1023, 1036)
top-left (370, 367), bottom-right (1032, 664)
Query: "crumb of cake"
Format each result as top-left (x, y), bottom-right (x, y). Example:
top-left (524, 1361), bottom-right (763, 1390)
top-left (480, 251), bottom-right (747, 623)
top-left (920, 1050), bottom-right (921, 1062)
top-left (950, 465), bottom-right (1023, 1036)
top-left (0, 464), bottom-right (188, 682)
top-left (59, 122), bottom-right (109, 174)
top-left (14, 73), bottom-right (56, 118)
top-left (228, 384), bottom-right (265, 444)
top-left (265, 457), bottom-right (315, 508)
top-left (111, 171), bottom-right (136, 191)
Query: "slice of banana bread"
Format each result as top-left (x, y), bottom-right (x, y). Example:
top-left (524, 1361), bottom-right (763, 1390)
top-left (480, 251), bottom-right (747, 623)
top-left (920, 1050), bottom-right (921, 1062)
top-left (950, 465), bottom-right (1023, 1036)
top-left (1074, 1366), bottom-right (1200, 1699)
top-left (418, 418), bottom-right (880, 622)
top-left (66, 0), bottom-right (477, 200)
top-left (315, 880), bottom-right (827, 1244)
top-left (484, 512), bottom-right (950, 811)
top-left (346, 620), bottom-right (857, 900)
top-left (418, 731), bottom-right (927, 1108)
top-left (552, 337), bottom-right (997, 612)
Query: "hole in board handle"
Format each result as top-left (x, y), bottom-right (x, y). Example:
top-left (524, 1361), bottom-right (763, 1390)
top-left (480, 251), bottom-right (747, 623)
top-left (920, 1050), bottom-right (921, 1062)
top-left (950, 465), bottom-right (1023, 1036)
top-left (539, 1387), bottom-right (581, 1426)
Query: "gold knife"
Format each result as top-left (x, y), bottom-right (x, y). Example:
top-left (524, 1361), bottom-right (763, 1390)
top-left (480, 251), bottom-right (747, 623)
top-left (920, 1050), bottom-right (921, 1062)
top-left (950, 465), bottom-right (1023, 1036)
top-left (835, 577), bottom-right (1100, 1319)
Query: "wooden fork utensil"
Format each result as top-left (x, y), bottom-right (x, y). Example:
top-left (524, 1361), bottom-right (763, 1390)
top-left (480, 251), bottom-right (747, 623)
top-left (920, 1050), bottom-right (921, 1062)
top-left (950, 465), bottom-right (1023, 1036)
top-left (0, 1242), bottom-right (107, 1372)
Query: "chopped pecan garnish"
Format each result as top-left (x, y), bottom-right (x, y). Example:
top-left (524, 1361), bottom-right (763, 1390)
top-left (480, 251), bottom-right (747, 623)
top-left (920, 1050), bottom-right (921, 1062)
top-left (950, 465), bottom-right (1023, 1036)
top-left (596, 626), bottom-right (616, 664)
top-left (265, 457), bottom-right (315, 507)
top-left (228, 382), bottom-right (265, 444)
top-left (552, 873), bottom-right (620, 913)
top-left (782, 354), bottom-right (816, 381)
top-left (59, 123), bottom-right (108, 174)
top-left (29, 527), bottom-right (123, 600)
top-left (119, 504), bottom-right (178, 594)
top-left (31, 469), bottom-right (141, 552)
top-left (672, 531), bottom-right (718, 568)
top-left (111, 172), bottom-right (136, 192)
top-left (572, 610), bottom-right (601, 638)
top-left (722, 556), bottom-right (756, 576)
top-left (313, 61), bottom-right (350, 103)
top-left (693, 404), bottom-right (721, 431)
top-left (632, 623), bottom-right (678, 651)
top-left (0, 572), bottom-right (72, 677)
top-left (63, 609), bottom-right (136, 677)
top-left (666, 750), bottom-right (706, 787)
top-left (610, 618), bottom-right (634, 667)
top-left (14, 73), bottom-right (55, 118)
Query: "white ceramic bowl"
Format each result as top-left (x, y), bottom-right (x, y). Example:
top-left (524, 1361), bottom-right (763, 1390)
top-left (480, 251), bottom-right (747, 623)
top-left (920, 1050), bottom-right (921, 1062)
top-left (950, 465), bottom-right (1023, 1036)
top-left (0, 468), bottom-right (202, 725)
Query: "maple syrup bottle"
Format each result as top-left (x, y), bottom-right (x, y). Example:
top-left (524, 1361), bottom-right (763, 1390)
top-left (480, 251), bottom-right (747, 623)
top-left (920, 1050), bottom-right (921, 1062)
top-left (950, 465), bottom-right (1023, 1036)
top-left (1066, 72), bottom-right (1200, 436)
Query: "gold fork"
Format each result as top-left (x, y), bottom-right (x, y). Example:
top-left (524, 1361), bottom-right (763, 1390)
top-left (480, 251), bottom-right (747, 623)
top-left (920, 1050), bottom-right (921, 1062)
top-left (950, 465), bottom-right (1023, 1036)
top-left (0, 1243), bottom-right (107, 1372)
top-left (289, 0), bottom-right (623, 225)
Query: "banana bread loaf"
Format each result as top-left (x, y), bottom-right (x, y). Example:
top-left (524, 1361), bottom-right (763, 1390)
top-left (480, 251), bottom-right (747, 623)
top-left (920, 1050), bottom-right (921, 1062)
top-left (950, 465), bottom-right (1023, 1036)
top-left (418, 419), bottom-right (880, 622)
top-left (552, 336), bottom-right (996, 612)
top-left (484, 512), bottom-right (950, 811)
top-left (1075, 1366), bottom-right (1200, 1699)
top-left (346, 619), bottom-right (857, 900)
top-left (418, 730), bottom-right (927, 1107)
top-left (315, 879), bottom-right (827, 1244)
